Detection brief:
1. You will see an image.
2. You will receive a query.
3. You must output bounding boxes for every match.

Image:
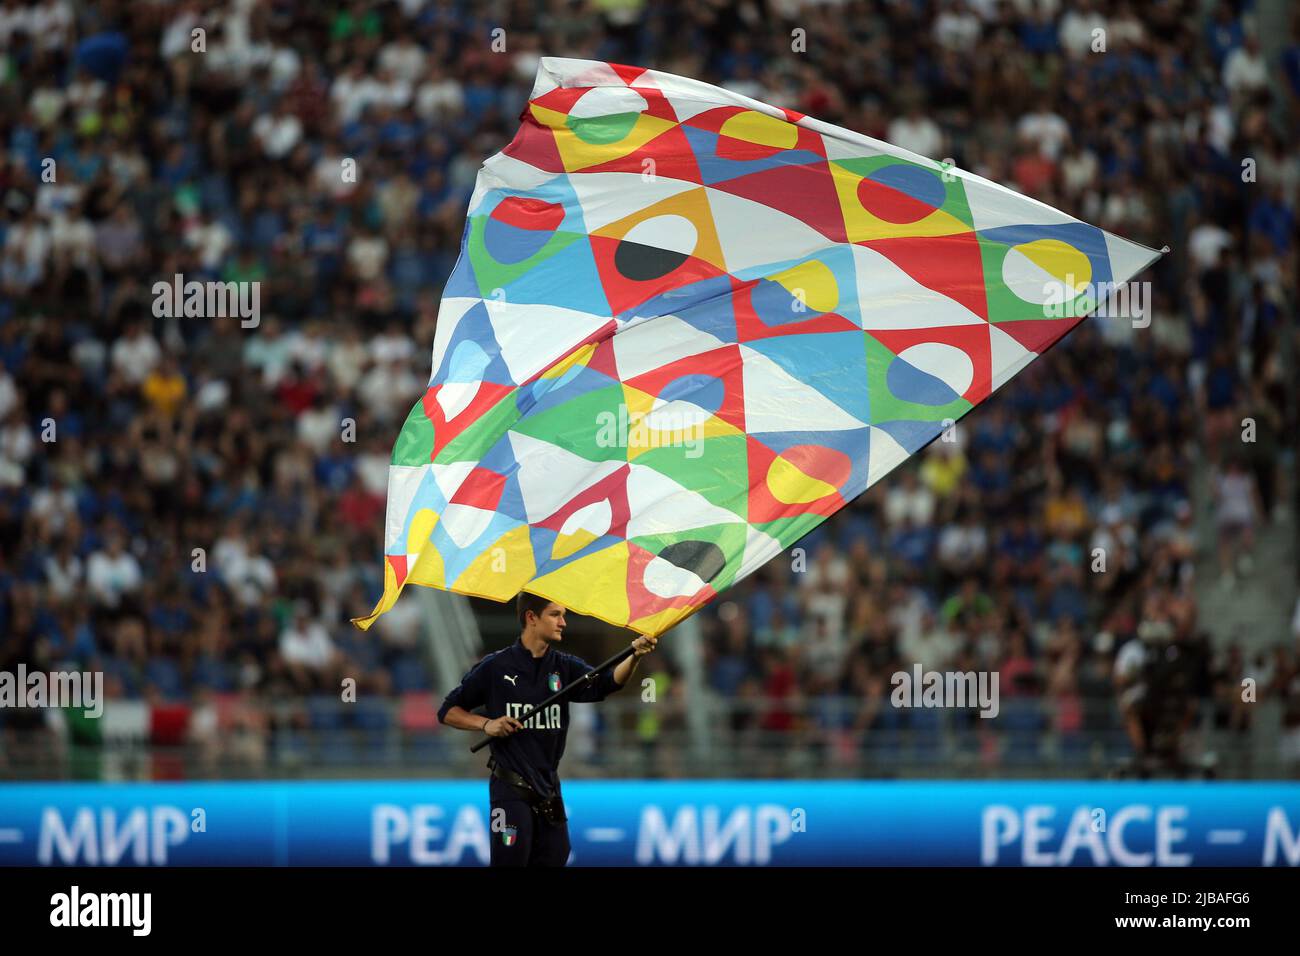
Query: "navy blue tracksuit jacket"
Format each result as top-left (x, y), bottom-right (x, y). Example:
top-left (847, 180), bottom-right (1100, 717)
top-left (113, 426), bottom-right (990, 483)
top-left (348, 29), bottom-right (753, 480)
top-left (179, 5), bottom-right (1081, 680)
top-left (437, 638), bottom-right (625, 800)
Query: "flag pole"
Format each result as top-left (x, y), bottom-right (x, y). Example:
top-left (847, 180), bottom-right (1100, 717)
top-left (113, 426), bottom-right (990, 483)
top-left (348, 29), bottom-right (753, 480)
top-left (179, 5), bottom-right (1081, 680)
top-left (469, 645), bottom-right (637, 753)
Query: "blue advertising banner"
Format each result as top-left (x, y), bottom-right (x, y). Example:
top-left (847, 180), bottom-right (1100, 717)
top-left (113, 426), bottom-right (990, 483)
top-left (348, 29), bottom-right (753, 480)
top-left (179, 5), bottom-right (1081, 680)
top-left (0, 781), bottom-right (1298, 866)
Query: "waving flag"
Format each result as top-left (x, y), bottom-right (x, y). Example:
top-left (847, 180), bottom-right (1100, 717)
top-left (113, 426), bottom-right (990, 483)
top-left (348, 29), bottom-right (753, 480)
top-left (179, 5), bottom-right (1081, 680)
top-left (353, 57), bottom-right (1164, 636)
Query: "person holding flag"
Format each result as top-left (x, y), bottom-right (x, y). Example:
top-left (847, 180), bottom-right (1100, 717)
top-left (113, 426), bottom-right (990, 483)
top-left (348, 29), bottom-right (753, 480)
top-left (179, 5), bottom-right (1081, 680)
top-left (438, 592), bottom-right (657, 866)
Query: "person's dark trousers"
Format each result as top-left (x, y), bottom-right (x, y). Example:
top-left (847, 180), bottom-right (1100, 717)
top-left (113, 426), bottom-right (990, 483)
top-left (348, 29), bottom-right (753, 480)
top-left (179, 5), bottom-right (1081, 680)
top-left (489, 799), bottom-right (571, 867)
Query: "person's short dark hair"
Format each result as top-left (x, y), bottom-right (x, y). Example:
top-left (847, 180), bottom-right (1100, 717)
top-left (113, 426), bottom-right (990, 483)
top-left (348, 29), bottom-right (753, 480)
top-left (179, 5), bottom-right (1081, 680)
top-left (517, 592), bottom-right (552, 630)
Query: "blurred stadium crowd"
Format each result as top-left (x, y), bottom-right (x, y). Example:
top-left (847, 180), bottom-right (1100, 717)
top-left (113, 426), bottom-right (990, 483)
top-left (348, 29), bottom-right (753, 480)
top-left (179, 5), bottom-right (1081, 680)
top-left (0, 0), bottom-right (1296, 776)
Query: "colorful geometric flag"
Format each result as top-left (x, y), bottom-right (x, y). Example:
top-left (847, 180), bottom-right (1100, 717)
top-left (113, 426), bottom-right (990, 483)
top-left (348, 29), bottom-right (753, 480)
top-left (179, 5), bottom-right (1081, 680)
top-left (353, 57), bottom-right (1164, 636)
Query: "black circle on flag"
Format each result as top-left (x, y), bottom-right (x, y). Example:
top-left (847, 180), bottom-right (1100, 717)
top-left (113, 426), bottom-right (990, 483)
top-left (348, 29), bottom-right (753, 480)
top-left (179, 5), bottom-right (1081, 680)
top-left (614, 239), bottom-right (687, 281)
top-left (657, 539), bottom-right (726, 584)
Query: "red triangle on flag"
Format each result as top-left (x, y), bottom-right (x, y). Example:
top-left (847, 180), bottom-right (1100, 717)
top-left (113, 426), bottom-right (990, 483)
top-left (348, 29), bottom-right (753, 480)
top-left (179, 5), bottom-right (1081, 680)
top-left (859, 231), bottom-right (989, 321)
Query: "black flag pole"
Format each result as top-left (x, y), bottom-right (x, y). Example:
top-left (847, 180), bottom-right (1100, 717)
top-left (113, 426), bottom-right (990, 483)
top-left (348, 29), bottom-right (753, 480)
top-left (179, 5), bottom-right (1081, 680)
top-left (469, 645), bottom-right (637, 753)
